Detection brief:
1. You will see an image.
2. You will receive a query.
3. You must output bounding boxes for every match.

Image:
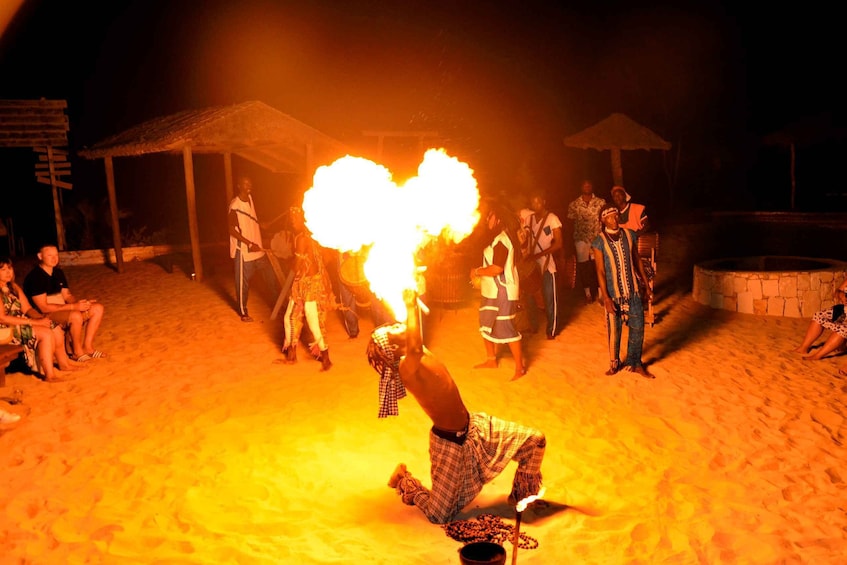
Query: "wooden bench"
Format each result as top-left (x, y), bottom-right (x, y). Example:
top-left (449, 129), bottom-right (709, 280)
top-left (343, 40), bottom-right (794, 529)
top-left (0, 344), bottom-right (23, 388)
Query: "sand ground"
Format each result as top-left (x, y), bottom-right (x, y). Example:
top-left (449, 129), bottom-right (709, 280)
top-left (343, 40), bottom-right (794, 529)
top-left (1, 254), bottom-right (845, 564)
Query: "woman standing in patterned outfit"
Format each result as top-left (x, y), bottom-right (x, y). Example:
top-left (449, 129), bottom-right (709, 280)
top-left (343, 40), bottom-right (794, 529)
top-left (470, 202), bottom-right (526, 379)
top-left (281, 208), bottom-right (334, 371)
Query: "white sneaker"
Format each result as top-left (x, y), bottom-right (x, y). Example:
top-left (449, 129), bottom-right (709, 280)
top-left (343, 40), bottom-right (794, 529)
top-left (0, 410), bottom-right (21, 424)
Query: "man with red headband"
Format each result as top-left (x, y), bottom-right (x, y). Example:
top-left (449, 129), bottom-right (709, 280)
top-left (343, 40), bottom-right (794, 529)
top-left (367, 290), bottom-right (546, 524)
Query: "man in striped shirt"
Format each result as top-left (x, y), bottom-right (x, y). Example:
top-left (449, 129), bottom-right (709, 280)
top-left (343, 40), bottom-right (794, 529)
top-left (592, 204), bottom-right (654, 378)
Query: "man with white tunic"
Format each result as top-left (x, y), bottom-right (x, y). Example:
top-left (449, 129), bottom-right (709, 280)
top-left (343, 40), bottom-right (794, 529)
top-left (227, 175), bottom-right (278, 322)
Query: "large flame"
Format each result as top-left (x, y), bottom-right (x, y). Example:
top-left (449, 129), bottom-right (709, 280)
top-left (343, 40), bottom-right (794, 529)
top-left (303, 149), bottom-right (480, 321)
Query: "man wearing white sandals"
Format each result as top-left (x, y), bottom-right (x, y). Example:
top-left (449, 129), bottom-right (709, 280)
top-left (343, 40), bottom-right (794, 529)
top-left (24, 244), bottom-right (106, 362)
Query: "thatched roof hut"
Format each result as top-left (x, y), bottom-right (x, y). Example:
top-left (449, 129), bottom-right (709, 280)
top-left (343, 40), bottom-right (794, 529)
top-left (78, 101), bottom-right (348, 280)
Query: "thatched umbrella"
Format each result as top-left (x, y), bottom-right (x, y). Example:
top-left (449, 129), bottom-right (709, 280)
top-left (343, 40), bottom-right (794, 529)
top-left (563, 113), bottom-right (671, 186)
top-left (762, 114), bottom-right (847, 210)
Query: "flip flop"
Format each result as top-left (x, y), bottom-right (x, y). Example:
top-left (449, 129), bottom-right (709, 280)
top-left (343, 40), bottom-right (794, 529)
top-left (75, 354), bottom-right (92, 362)
top-left (0, 410), bottom-right (21, 424)
top-left (89, 350), bottom-right (107, 359)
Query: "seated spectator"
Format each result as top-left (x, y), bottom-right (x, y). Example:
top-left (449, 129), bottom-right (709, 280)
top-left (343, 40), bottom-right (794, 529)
top-left (0, 257), bottom-right (80, 381)
top-left (794, 278), bottom-right (847, 360)
top-left (24, 244), bottom-right (106, 362)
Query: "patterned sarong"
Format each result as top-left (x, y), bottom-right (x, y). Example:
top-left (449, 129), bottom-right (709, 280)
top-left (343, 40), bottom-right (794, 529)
top-left (400, 412), bottom-right (545, 524)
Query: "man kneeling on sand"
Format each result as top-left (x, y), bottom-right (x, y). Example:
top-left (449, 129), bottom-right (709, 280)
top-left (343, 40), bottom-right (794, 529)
top-left (367, 290), bottom-right (546, 524)
top-left (24, 244), bottom-right (106, 362)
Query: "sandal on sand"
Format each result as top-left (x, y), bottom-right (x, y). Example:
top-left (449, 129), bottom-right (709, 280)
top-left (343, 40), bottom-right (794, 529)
top-left (0, 410), bottom-right (21, 424)
top-left (76, 350), bottom-right (107, 362)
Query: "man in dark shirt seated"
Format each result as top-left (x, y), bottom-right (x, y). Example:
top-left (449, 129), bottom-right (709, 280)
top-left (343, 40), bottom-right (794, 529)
top-left (24, 244), bottom-right (106, 362)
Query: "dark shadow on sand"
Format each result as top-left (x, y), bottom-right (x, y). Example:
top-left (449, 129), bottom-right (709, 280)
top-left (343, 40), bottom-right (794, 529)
top-left (642, 263), bottom-right (735, 366)
top-left (456, 497), bottom-right (598, 524)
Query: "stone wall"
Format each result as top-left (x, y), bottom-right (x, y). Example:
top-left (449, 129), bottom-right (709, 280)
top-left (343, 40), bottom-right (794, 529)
top-left (693, 263), bottom-right (847, 318)
top-left (658, 212), bottom-right (847, 296)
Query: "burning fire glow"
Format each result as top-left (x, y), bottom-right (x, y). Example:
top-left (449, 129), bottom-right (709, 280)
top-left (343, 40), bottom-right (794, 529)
top-left (515, 487), bottom-right (546, 512)
top-left (303, 149), bottom-right (480, 321)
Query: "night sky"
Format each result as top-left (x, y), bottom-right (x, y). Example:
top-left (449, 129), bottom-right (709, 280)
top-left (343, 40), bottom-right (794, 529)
top-left (0, 0), bottom-right (844, 251)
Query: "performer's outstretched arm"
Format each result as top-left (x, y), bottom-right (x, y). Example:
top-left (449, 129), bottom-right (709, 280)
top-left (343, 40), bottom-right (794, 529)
top-left (403, 289), bottom-right (423, 370)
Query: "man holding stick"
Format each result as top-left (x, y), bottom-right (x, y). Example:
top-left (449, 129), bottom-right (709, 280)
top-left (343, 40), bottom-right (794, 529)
top-left (367, 290), bottom-right (546, 524)
top-left (228, 174), bottom-right (278, 322)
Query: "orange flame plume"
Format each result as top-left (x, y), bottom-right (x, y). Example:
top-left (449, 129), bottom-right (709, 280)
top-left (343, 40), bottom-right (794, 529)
top-left (303, 149), bottom-right (480, 321)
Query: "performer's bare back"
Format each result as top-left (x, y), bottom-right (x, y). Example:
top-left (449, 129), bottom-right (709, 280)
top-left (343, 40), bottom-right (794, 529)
top-left (398, 290), bottom-right (469, 433)
top-left (400, 352), bottom-right (469, 432)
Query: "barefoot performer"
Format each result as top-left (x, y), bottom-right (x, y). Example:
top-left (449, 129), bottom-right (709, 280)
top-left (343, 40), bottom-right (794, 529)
top-left (368, 289), bottom-right (546, 524)
top-left (471, 200), bottom-right (526, 380)
top-left (593, 204), bottom-right (654, 378)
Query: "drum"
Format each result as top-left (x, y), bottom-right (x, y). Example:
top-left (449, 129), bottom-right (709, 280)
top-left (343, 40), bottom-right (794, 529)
top-left (518, 259), bottom-right (542, 296)
top-left (339, 254), bottom-right (372, 308)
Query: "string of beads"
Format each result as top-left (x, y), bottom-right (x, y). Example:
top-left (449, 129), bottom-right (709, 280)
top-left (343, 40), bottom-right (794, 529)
top-left (442, 513), bottom-right (539, 550)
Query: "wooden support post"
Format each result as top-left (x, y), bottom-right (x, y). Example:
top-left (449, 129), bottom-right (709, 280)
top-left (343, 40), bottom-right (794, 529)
top-left (611, 147), bottom-right (623, 187)
top-left (790, 142), bottom-right (796, 210)
top-left (224, 152), bottom-right (233, 204)
top-left (46, 146), bottom-right (67, 250)
top-left (182, 146), bottom-right (203, 282)
top-left (305, 142), bottom-right (315, 182)
top-left (104, 156), bottom-right (124, 273)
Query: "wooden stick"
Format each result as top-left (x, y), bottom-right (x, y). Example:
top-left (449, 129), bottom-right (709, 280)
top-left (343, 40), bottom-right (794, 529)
top-left (511, 510), bottom-right (522, 565)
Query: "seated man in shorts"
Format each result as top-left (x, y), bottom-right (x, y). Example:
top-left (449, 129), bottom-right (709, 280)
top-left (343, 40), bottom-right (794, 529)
top-left (367, 289), bottom-right (546, 524)
top-left (24, 244), bottom-right (106, 361)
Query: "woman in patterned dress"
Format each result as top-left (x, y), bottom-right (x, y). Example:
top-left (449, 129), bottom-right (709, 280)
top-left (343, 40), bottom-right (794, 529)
top-left (795, 276), bottom-right (847, 360)
top-left (0, 257), bottom-right (78, 381)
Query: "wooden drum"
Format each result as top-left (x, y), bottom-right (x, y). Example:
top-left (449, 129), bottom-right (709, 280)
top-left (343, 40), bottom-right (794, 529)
top-left (339, 254), bottom-right (372, 308)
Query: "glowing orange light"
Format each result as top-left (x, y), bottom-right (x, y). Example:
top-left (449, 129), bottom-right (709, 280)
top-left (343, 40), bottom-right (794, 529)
top-left (515, 486), bottom-right (546, 512)
top-left (304, 149), bottom-right (480, 321)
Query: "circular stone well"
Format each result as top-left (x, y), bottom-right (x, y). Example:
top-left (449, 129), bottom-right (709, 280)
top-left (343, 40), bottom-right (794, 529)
top-left (692, 256), bottom-right (847, 317)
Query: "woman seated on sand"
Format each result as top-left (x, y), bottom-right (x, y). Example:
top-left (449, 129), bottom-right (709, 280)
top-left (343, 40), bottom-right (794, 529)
top-left (795, 277), bottom-right (847, 360)
top-left (0, 257), bottom-right (80, 381)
